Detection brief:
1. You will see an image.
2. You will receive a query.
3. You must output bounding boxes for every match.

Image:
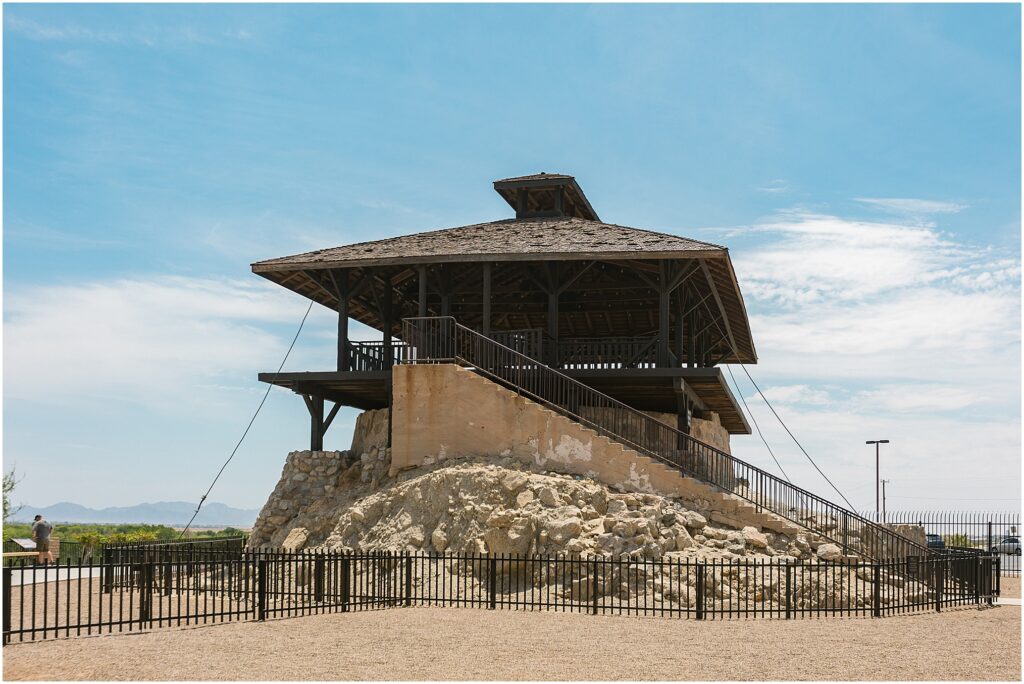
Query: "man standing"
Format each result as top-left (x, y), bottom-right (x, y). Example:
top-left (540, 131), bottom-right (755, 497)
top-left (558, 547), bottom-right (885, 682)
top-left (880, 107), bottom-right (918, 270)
top-left (31, 514), bottom-right (53, 564)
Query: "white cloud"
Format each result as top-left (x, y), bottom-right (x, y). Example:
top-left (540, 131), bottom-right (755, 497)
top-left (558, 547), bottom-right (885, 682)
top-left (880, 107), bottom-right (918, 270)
top-left (756, 179), bottom-right (791, 194)
top-left (4, 15), bottom-right (254, 48)
top-left (724, 207), bottom-right (1019, 509)
top-left (3, 276), bottom-right (336, 411)
top-left (749, 384), bottom-right (832, 406)
top-left (855, 197), bottom-right (968, 215)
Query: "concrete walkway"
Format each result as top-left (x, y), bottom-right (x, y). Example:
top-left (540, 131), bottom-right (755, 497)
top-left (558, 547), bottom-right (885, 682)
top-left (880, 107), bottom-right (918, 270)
top-left (7, 566), bottom-right (104, 587)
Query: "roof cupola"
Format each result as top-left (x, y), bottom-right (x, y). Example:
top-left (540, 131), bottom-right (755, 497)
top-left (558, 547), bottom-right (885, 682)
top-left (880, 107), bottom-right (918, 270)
top-left (493, 172), bottom-right (600, 221)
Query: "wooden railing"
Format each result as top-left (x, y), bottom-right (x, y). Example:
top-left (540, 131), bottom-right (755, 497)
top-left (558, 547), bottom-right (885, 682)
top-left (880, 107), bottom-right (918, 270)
top-left (346, 341), bottom-right (412, 371)
top-left (490, 329), bottom-right (544, 360)
top-left (558, 336), bottom-right (658, 370)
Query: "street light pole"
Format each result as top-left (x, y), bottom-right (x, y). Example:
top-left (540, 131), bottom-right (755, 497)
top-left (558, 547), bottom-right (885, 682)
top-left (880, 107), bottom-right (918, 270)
top-left (881, 479), bottom-right (890, 523)
top-left (865, 440), bottom-right (890, 521)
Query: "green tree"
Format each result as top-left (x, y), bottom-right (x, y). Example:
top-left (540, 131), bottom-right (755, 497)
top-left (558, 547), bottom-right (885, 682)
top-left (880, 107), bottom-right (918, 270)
top-left (3, 468), bottom-right (21, 523)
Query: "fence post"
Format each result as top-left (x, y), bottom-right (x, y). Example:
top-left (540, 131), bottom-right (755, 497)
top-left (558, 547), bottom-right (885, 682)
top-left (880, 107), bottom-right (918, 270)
top-left (314, 553), bottom-right (325, 603)
top-left (3, 566), bottom-right (11, 645)
top-left (257, 559), bottom-right (267, 621)
top-left (974, 557), bottom-right (981, 605)
top-left (935, 560), bottom-right (943, 613)
top-left (341, 555), bottom-right (350, 613)
top-left (872, 563), bottom-right (881, 618)
top-left (163, 549), bottom-right (172, 597)
top-left (139, 562), bottom-right (153, 625)
top-left (488, 555), bottom-right (497, 610)
top-left (987, 521), bottom-right (993, 555)
top-left (591, 556), bottom-right (599, 616)
top-left (785, 562), bottom-right (792, 620)
top-left (996, 556), bottom-right (1001, 599)
top-left (102, 547), bottom-right (113, 594)
top-left (405, 554), bottom-right (413, 607)
top-left (695, 563), bottom-right (706, 620)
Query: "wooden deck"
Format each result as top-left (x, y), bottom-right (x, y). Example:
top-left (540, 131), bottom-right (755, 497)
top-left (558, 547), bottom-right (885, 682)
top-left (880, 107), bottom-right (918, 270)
top-left (259, 366), bottom-right (750, 434)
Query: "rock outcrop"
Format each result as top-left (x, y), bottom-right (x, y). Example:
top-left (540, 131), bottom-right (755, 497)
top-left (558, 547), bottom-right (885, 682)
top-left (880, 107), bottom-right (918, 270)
top-left (250, 437), bottom-right (834, 563)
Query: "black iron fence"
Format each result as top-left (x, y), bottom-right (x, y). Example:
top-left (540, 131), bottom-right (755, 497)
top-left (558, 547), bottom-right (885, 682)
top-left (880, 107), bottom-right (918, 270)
top-left (2, 546), bottom-right (999, 645)
top-left (861, 511), bottom-right (1020, 575)
top-left (400, 316), bottom-right (929, 562)
top-left (4, 536), bottom-right (248, 568)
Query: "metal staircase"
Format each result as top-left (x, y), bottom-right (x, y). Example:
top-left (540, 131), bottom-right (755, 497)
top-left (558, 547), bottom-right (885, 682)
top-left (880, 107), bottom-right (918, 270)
top-left (401, 316), bottom-right (933, 561)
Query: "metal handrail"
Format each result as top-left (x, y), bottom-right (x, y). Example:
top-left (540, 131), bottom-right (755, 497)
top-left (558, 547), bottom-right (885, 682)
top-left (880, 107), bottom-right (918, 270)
top-left (400, 316), bottom-right (932, 561)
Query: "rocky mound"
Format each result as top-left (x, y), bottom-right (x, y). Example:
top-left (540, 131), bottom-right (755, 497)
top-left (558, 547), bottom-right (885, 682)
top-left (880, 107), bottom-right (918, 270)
top-left (251, 447), bottom-right (839, 563)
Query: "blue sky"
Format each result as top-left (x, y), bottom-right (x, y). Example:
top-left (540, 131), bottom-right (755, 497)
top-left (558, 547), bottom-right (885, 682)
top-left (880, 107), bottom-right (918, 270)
top-left (3, 4), bottom-right (1020, 516)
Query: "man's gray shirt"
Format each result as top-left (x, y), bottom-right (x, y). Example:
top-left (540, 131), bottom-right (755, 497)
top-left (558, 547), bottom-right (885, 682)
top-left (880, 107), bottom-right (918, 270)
top-left (31, 520), bottom-right (52, 541)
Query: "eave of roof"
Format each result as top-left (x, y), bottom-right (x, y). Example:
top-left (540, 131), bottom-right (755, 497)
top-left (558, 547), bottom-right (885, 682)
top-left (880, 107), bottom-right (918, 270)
top-left (251, 216), bottom-right (727, 273)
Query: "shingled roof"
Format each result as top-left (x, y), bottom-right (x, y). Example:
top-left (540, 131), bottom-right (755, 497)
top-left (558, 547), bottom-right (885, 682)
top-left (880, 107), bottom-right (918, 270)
top-left (252, 217), bottom-right (725, 272)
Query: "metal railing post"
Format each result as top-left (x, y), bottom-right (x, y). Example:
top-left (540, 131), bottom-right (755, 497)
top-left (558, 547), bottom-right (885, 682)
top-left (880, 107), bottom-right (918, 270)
top-left (314, 553), bottom-right (325, 603)
top-left (696, 563), bottom-right (706, 620)
top-left (3, 566), bottom-right (11, 645)
top-left (163, 549), bottom-right (172, 597)
top-left (935, 561), bottom-right (943, 613)
top-left (257, 559), bottom-right (268, 621)
top-left (987, 521), bottom-right (993, 556)
top-left (785, 562), bottom-right (792, 620)
top-left (488, 555), bottom-right (497, 610)
top-left (341, 555), bottom-right (351, 613)
top-left (405, 554), bottom-right (413, 607)
top-left (872, 563), bottom-right (881, 618)
top-left (139, 562), bottom-right (153, 625)
top-left (102, 547), bottom-right (113, 594)
top-left (591, 556), bottom-right (599, 615)
top-left (974, 557), bottom-right (983, 602)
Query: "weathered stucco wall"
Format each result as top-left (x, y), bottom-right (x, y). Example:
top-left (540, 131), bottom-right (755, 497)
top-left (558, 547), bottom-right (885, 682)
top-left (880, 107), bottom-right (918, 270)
top-left (390, 364), bottom-right (796, 536)
top-left (692, 412), bottom-right (731, 454)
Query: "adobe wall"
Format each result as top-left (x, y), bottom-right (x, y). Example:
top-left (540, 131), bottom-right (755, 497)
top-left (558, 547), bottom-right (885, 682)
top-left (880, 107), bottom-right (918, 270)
top-left (578, 407), bottom-right (731, 456)
top-left (390, 363), bottom-right (734, 501)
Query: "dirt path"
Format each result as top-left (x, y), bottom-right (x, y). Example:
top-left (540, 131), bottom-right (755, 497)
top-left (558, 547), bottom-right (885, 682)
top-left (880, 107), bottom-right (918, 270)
top-left (3, 604), bottom-right (1019, 681)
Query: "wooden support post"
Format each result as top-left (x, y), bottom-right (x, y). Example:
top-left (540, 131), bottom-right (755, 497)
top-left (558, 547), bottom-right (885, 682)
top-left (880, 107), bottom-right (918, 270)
top-left (310, 394), bottom-right (325, 451)
top-left (439, 265), bottom-right (451, 317)
top-left (481, 262), bottom-right (492, 336)
top-left (334, 270), bottom-right (350, 372)
top-left (674, 288), bottom-right (685, 367)
top-left (547, 291), bottom-right (559, 366)
top-left (382, 274), bottom-right (394, 369)
top-left (417, 265), bottom-right (428, 318)
top-left (687, 294), bottom-right (696, 369)
top-left (658, 262), bottom-right (671, 367)
top-left (676, 391), bottom-right (691, 437)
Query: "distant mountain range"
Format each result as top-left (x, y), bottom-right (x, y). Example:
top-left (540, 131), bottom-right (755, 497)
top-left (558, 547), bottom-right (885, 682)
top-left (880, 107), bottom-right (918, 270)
top-left (10, 501), bottom-right (259, 527)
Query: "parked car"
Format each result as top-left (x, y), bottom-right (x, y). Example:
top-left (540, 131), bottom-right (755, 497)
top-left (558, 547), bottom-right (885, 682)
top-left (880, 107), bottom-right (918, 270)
top-left (925, 534), bottom-right (945, 549)
top-left (990, 536), bottom-right (1021, 555)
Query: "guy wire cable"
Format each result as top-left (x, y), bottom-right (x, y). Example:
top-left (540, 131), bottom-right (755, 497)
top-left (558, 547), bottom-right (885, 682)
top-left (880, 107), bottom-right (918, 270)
top-left (179, 298), bottom-right (316, 538)
top-left (724, 364), bottom-right (791, 483)
top-left (693, 294), bottom-right (856, 510)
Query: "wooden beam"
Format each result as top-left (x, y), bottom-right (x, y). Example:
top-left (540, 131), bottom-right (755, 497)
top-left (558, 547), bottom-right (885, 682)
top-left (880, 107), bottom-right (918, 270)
top-left (332, 270), bottom-right (350, 372)
top-left (301, 270), bottom-right (339, 304)
top-left (700, 260), bottom-right (739, 359)
top-left (382, 274), bottom-right (394, 367)
top-left (658, 261), bottom-right (671, 367)
top-left (322, 401), bottom-right (342, 433)
top-left (417, 265), bottom-right (428, 318)
top-left (482, 262), bottom-right (492, 336)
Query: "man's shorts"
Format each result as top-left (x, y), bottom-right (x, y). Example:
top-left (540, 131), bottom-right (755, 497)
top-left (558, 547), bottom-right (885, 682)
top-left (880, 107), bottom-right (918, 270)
top-left (36, 539), bottom-right (50, 552)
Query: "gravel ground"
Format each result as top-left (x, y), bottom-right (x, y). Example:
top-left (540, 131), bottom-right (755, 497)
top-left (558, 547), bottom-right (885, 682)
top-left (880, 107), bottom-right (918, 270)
top-left (1001, 576), bottom-right (1020, 599)
top-left (3, 604), bottom-right (1019, 681)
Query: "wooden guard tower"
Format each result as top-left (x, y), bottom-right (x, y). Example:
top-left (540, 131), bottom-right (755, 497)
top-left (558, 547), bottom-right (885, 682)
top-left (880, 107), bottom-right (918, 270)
top-left (252, 173), bottom-right (757, 450)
